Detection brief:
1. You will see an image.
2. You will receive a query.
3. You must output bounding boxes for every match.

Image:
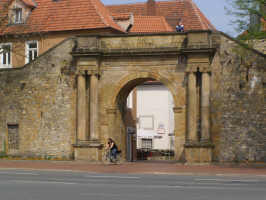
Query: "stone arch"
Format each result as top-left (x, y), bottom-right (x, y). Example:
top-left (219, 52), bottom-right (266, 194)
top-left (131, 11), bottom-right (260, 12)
top-left (107, 71), bottom-right (184, 161)
top-left (110, 71), bottom-right (179, 108)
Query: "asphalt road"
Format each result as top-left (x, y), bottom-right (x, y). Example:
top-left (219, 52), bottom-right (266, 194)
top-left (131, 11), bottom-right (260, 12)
top-left (0, 169), bottom-right (266, 200)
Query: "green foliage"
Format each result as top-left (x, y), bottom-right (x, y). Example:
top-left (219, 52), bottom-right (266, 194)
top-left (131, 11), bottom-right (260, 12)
top-left (0, 139), bottom-right (7, 158)
top-left (226, 0), bottom-right (266, 39)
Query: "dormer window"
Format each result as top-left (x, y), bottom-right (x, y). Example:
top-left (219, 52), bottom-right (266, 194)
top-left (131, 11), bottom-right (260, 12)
top-left (13, 8), bottom-right (22, 24)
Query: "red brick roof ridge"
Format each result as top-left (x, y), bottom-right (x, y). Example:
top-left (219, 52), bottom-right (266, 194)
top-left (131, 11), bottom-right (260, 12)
top-left (187, 0), bottom-right (204, 29)
top-left (160, 16), bottom-right (173, 31)
top-left (107, 0), bottom-right (185, 7)
top-left (90, 0), bottom-right (124, 32)
top-left (91, 0), bottom-right (110, 26)
top-left (189, 0), bottom-right (215, 30)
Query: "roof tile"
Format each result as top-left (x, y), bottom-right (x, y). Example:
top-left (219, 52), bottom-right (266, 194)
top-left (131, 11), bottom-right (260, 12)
top-left (107, 0), bottom-right (216, 31)
top-left (0, 0), bottom-right (124, 35)
top-left (130, 16), bottom-right (173, 33)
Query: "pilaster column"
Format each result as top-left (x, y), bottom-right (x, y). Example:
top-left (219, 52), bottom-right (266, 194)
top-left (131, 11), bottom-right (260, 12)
top-left (90, 73), bottom-right (99, 140)
top-left (173, 106), bottom-right (186, 160)
top-left (201, 72), bottom-right (210, 142)
top-left (106, 107), bottom-right (117, 140)
top-left (187, 72), bottom-right (198, 142)
top-left (77, 72), bottom-right (87, 141)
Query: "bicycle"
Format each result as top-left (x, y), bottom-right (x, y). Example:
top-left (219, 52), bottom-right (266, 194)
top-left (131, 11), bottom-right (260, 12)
top-left (104, 149), bottom-right (121, 164)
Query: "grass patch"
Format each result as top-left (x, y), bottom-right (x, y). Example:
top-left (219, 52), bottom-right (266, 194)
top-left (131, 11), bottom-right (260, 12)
top-left (0, 152), bottom-right (7, 158)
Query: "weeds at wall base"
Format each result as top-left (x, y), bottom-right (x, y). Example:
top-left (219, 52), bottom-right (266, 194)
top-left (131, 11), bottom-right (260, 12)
top-left (0, 155), bottom-right (72, 161)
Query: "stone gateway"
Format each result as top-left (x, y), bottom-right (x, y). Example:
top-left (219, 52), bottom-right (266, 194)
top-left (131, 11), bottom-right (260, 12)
top-left (0, 31), bottom-right (265, 163)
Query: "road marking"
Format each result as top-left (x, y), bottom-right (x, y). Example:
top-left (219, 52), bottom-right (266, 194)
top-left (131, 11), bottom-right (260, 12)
top-left (175, 185), bottom-right (266, 191)
top-left (193, 182), bottom-right (250, 186)
top-left (257, 175), bottom-right (266, 178)
top-left (84, 175), bottom-right (140, 179)
top-left (80, 192), bottom-right (153, 198)
top-left (195, 178), bottom-right (259, 183)
top-left (11, 180), bottom-right (77, 185)
top-left (0, 172), bottom-right (39, 176)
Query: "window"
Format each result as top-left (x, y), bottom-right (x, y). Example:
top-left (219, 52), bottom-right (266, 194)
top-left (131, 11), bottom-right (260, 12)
top-left (8, 124), bottom-right (19, 150)
top-left (0, 44), bottom-right (12, 68)
top-left (139, 115), bottom-right (154, 130)
top-left (25, 41), bottom-right (38, 64)
top-left (141, 139), bottom-right (152, 149)
top-left (11, 8), bottom-right (22, 24)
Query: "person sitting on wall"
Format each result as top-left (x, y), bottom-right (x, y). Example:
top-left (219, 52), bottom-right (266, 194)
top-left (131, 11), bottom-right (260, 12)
top-left (106, 138), bottom-right (118, 162)
top-left (176, 19), bottom-right (184, 32)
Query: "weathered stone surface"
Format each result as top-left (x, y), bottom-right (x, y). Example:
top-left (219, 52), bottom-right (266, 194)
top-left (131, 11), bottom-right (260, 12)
top-left (210, 35), bottom-right (266, 162)
top-left (0, 39), bottom-right (77, 159)
top-left (253, 39), bottom-right (266, 54)
top-left (0, 32), bottom-right (265, 163)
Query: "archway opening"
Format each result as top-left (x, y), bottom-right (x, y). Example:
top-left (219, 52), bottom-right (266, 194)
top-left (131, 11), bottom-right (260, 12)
top-left (115, 78), bottom-right (176, 162)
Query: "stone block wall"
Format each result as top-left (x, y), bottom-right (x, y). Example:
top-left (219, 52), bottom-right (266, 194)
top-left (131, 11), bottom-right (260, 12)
top-left (0, 39), bottom-right (76, 159)
top-left (0, 135), bottom-right (3, 153)
top-left (0, 32), bottom-right (265, 163)
top-left (253, 39), bottom-right (266, 54)
top-left (211, 34), bottom-right (266, 162)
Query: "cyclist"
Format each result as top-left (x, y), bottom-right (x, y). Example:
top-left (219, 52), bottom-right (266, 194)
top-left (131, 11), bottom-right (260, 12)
top-left (106, 138), bottom-right (118, 162)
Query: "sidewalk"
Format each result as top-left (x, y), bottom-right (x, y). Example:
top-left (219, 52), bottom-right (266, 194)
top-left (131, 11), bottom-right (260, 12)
top-left (0, 160), bottom-right (266, 176)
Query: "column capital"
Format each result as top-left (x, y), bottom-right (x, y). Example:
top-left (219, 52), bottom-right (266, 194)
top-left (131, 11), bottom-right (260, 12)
top-left (186, 63), bottom-right (211, 73)
top-left (173, 107), bottom-right (184, 113)
top-left (87, 70), bottom-right (100, 76)
top-left (76, 70), bottom-right (86, 76)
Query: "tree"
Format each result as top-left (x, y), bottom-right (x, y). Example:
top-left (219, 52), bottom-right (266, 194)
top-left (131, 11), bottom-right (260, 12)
top-left (226, 0), bottom-right (266, 40)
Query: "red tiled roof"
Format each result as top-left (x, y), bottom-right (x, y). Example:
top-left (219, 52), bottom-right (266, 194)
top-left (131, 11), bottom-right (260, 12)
top-left (129, 16), bottom-right (173, 33)
top-left (112, 13), bottom-right (132, 21)
top-left (0, 0), bottom-right (124, 35)
top-left (107, 0), bottom-right (216, 31)
top-left (108, 2), bottom-right (147, 17)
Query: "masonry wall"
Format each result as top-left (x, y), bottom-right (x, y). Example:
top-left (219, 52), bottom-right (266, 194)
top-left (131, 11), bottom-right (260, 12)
top-left (211, 34), bottom-right (266, 162)
top-left (0, 39), bottom-right (76, 158)
top-left (0, 32), bottom-right (265, 162)
top-left (253, 39), bottom-right (266, 54)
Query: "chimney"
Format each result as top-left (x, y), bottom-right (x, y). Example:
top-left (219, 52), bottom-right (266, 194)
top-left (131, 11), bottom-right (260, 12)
top-left (147, 0), bottom-right (157, 16)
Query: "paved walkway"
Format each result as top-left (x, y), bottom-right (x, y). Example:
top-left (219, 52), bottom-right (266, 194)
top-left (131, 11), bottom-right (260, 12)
top-left (0, 160), bottom-right (266, 176)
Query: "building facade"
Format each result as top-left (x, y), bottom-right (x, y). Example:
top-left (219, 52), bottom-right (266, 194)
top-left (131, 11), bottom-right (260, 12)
top-left (127, 83), bottom-right (175, 151)
top-left (0, 31), bottom-right (265, 163)
top-left (0, 0), bottom-right (215, 69)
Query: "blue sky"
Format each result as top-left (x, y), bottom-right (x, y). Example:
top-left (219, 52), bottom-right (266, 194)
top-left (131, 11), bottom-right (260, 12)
top-left (102, 0), bottom-right (238, 36)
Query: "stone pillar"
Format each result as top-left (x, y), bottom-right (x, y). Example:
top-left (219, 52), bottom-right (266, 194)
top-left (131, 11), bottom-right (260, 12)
top-left (90, 73), bottom-right (99, 140)
top-left (201, 72), bottom-right (210, 142)
top-left (173, 107), bottom-right (186, 160)
top-left (187, 72), bottom-right (198, 142)
top-left (106, 107), bottom-right (117, 139)
top-left (77, 72), bottom-right (87, 141)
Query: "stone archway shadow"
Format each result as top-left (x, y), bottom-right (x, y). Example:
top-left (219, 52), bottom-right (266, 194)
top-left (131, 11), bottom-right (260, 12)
top-left (110, 71), bottom-right (179, 108)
